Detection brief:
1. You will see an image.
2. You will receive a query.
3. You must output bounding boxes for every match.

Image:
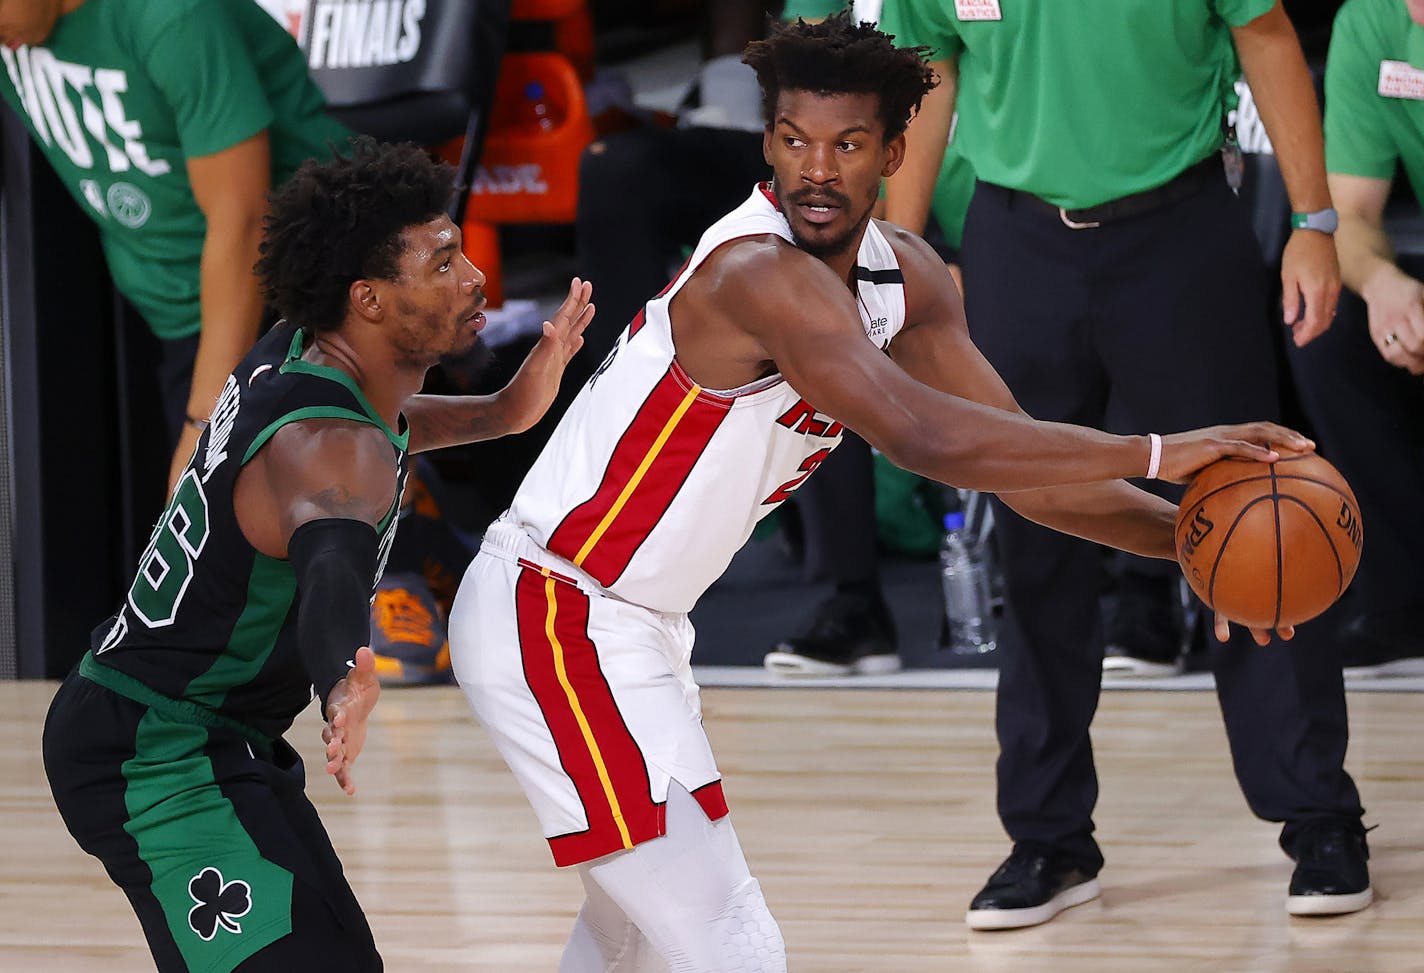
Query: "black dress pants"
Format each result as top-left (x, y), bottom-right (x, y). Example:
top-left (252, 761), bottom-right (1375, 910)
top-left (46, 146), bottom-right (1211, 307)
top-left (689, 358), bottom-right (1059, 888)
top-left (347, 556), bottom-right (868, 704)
top-left (960, 172), bottom-right (1364, 871)
top-left (1286, 270), bottom-right (1424, 620)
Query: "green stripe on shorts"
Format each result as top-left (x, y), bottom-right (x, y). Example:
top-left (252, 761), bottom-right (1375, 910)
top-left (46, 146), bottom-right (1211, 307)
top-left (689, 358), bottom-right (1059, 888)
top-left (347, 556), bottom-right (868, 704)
top-left (122, 712), bottom-right (294, 970)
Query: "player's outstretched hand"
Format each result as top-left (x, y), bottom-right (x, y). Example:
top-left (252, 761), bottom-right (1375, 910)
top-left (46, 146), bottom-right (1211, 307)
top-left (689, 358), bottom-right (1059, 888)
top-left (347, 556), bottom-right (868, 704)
top-left (1156, 422), bottom-right (1315, 484)
top-left (503, 276), bottom-right (595, 431)
top-left (323, 646), bottom-right (380, 796)
top-left (538, 275), bottom-right (595, 365)
top-left (1213, 611), bottom-right (1294, 648)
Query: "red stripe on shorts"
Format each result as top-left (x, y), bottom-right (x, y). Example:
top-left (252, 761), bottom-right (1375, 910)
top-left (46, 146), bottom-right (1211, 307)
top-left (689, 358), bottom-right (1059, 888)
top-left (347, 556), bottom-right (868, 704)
top-left (514, 567), bottom-right (664, 866)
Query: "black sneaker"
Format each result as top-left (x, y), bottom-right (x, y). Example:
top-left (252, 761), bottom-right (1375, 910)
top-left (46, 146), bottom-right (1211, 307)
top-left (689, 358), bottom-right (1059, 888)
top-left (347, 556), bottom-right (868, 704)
top-left (1340, 609), bottom-right (1424, 680)
top-left (1287, 820), bottom-right (1372, 916)
top-left (965, 843), bottom-right (1101, 931)
top-left (763, 591), bottom-right (900, 676)
top-left (1102, 573), bottom-right (1184, 677)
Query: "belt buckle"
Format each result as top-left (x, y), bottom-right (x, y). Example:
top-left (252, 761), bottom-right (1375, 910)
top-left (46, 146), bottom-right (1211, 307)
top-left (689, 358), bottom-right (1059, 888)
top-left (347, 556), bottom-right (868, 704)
top-left (1059, 207), bottom-right (1100, 230)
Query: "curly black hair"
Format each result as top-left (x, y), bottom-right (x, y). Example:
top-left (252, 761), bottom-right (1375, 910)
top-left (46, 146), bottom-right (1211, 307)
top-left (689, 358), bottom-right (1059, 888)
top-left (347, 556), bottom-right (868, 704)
top-left (256, 136), bottom-right (456, 334)
top-left (742, 12), bottom-right (936, 141)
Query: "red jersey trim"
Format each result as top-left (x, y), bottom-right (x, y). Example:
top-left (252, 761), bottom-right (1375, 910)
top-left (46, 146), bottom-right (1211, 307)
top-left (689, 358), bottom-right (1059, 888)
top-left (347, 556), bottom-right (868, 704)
top-left (630, 258), bottom-right (691, 339)
top-left (690, 780), bottom-right (729, 820)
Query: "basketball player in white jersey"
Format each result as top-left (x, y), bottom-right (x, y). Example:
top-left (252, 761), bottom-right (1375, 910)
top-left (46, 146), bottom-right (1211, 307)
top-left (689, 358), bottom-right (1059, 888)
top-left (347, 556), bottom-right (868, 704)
top-left (448, 15), bottom-right (1311, 971)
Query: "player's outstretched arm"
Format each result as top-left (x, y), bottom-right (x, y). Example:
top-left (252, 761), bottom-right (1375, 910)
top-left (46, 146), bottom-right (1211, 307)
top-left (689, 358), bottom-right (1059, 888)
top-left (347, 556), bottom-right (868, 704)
top-left (402, 277), bottom-right (595, 452)
top-left (234, 418), bottom-right (398, 794)
top-left (724, 240), bottom-right (1307, 494)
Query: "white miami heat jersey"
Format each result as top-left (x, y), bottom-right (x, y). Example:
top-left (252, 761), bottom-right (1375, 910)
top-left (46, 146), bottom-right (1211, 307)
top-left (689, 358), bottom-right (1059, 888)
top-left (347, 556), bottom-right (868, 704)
top-left (507, 184), bottom-right (907, 613)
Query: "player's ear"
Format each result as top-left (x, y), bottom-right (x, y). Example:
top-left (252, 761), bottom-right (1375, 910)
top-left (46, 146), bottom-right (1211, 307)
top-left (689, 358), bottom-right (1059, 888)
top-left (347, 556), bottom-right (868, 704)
top-left (881, 131), bottom-right (906, 179)
top-left (350, 279), bottom-right (382, 323)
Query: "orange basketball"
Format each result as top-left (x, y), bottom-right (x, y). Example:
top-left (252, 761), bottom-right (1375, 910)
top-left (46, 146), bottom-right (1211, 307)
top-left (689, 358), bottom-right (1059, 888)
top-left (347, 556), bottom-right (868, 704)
top-left (1174, 453), bottom-right (1363, 629)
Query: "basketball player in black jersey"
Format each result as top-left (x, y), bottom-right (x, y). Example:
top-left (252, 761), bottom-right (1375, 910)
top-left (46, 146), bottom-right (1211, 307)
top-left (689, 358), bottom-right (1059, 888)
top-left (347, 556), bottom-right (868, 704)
top-left (41, 138), bottom-right (593, 972)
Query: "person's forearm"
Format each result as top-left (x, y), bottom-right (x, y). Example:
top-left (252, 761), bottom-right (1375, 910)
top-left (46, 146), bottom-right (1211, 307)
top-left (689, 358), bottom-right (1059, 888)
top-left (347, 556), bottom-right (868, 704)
top-left (999, 480), bottom-right (1178, 560)
top-left (190, 219), bottom-right (266, 420)
top-left (1337, 213), bottom-right (1402, 298)
top-left (875, 396), bottom-right (1155, 493)
top-left (1234, 12), bottom-right (1330, 213)
top-left (402, 392), bottom-right (515, 453)
top-left (883, 59), bottom-right (957, 234)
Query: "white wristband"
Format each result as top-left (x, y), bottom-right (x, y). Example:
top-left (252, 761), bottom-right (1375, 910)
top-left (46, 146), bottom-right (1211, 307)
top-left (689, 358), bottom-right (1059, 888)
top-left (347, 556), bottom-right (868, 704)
top-left (1146, 433), bottom-right (1163, 480)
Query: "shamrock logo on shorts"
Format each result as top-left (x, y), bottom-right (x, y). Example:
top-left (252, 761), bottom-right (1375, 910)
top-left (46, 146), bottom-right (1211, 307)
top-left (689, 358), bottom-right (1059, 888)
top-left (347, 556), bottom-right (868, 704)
top-left (187, 866), bottom-right (253, 940)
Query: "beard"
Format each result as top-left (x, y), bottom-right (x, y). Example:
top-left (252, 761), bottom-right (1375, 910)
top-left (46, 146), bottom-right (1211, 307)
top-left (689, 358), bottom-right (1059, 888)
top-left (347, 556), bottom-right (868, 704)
top-left (777, 179), bottom-right (872, 260)
top-left (788, 219), bottom-right (861, 260)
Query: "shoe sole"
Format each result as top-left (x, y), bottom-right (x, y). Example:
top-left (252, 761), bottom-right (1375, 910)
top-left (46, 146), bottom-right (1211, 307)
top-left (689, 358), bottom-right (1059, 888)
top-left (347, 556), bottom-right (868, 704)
top-left (1287, 886), bottom-right (1373, 916)
top-left (763, 652), bottom-right (902, 676)
top-left (965, 878), bottom-right (1101, 931)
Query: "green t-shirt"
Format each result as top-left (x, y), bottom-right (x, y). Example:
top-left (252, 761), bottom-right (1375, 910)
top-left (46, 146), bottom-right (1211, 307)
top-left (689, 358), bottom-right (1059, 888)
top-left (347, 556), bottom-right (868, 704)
top-left (1324, 0), bottom-right (1424, 203)
top-left (0, 0), bottom-right (351, 339)
top-left (781, 0), bottom-right (849, 20)
top-left (879, 0), bottom-right (1273, 209)
top-left (932, 139), bottom-right (974, 248)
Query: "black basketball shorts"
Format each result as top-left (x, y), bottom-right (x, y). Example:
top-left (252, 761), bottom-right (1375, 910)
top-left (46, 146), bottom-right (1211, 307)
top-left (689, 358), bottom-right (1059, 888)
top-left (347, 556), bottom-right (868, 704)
top-left (42, 667), bottom-right (382, 972)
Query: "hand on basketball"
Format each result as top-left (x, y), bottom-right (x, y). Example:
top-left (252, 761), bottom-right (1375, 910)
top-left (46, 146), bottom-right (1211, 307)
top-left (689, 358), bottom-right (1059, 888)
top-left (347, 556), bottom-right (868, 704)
top-left (1157, 423), bottom-right (1314, 483)
top-left (324, 646), bottom-right (381, 796)
top-left (1214, 612), bottom-right (1294, 647)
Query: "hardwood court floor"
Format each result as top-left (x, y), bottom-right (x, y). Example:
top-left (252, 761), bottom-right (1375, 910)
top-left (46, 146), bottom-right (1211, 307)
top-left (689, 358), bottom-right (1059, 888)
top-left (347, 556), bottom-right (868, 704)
top-left (1, 680), bottom-right (1420, 972)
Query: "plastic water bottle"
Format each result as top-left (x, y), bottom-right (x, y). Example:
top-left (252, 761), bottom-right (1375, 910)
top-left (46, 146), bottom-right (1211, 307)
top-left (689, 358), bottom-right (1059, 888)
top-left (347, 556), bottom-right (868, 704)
top-left (940, 511), bottom-right (995, 655)
top-left (518, 81), bottom-right (560, 134)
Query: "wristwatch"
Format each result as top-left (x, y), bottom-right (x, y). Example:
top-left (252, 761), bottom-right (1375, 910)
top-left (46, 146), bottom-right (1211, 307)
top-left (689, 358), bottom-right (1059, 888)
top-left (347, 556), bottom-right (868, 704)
top-left (1290, 207), bottom-right (1339, 234)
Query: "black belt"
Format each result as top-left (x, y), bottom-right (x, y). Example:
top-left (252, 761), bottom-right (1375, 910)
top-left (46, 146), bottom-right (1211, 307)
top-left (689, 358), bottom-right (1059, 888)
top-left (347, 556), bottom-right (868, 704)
top-left (990, 154), bottom-right (1224, 229)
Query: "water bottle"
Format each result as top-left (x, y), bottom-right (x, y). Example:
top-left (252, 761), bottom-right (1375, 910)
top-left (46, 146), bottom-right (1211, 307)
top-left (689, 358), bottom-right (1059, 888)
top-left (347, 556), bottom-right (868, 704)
top-left (940, 511), bottom-right (995, 655)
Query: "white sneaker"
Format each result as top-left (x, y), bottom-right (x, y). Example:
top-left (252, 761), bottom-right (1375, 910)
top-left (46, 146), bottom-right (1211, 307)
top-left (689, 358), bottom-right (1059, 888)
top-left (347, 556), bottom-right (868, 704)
top-left (1102, 646), bottom-right (1182, 678)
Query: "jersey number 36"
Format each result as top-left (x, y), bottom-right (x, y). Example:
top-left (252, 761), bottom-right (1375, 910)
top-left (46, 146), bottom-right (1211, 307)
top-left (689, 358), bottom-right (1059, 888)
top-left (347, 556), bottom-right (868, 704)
top-left (128, 469), bottom-right (212, 628)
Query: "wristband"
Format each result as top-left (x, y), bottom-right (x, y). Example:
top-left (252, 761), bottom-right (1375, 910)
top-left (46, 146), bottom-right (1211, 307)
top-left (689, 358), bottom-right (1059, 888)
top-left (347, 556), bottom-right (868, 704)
top-left (1146, 433), bottom-right (1163, 480)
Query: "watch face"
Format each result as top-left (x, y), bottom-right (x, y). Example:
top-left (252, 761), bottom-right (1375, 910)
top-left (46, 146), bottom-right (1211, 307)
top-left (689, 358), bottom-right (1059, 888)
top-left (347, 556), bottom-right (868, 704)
top-left (1296, 209), bottom-right (1339, 233)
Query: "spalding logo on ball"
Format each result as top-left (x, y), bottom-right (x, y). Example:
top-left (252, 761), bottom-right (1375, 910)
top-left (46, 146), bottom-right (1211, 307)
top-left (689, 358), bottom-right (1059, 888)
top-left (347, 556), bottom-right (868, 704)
top-left (1175, 453), bottom-right (1362, 630)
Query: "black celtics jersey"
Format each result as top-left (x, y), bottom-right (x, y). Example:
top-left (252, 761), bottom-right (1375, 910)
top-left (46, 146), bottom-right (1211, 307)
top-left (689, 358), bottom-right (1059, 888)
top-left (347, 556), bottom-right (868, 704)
top-left (90, 321), bottom-right (409, 740)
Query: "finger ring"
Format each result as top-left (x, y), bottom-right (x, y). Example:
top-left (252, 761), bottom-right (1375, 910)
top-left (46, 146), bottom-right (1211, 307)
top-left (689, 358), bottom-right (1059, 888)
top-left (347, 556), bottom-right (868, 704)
top-left (1384, 333), bottom-right (1399, 346)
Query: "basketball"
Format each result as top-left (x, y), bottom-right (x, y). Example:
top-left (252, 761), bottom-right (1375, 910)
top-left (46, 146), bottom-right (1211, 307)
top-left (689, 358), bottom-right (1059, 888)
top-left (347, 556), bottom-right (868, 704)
top-left (1174, 453), bottom-right (1363, 629)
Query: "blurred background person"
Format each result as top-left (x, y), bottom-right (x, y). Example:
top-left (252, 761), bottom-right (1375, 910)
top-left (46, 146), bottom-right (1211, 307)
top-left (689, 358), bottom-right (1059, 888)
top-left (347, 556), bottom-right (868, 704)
top-left (1293, 0), bottom-right (1424, 679)
top-left (0, 0), bottom-right (351, 499)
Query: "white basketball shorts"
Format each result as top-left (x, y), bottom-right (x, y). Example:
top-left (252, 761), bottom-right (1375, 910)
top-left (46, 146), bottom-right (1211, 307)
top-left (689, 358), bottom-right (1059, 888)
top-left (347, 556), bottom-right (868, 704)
top-left (449, 520), bottom-right (728, 867)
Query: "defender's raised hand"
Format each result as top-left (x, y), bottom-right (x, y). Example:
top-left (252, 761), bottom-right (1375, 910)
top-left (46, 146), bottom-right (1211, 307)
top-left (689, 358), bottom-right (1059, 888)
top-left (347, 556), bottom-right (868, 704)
top-left (502, 276), bottom-right (596, 431)
top-left (536, 275), bottom-right (596, 366)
